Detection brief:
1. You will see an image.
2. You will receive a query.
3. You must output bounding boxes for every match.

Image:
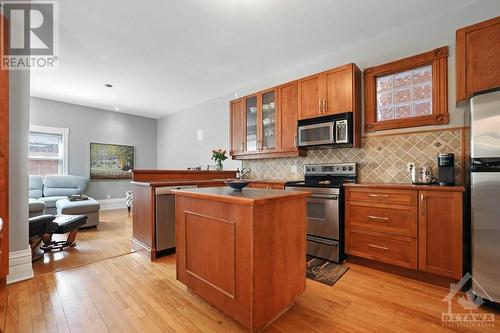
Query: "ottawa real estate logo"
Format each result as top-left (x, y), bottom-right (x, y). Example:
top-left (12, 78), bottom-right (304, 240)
top-left (442, 273), bottom-right (495, 328)
top-left (1, 1), bottom-right (59, 70)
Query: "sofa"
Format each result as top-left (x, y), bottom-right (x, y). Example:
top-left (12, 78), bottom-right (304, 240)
top-left (28, 175), bottom-right (100, 227)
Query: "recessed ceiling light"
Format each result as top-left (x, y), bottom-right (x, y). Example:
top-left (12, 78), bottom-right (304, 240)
top-left (114, 107), bottom-right (120, 111)
top-left (104, 83), bottom-right (113, 88)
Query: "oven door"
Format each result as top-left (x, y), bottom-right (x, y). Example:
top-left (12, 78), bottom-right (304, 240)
top-left (306, 193), bottom-right (339, 240)
top-left (298, 122), bottom-right (334, 147)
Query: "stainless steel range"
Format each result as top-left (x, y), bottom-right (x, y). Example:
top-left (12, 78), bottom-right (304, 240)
top-left (285, 163), bottom-right (357, 263)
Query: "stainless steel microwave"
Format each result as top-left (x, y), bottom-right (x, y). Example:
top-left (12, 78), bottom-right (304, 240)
top-left (297, 112), bottom-right (353, 149)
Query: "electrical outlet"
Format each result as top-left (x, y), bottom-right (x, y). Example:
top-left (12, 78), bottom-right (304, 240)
top-left (290, 165), bottom-right (298, 174)
top-left (406, 162), bottom-right (415, 172)
top-left (106, 194), bottom-right (111, 200)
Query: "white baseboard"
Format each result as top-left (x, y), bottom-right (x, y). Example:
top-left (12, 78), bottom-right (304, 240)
top-left (7, 248), bottom-right (33, 284)
top-left (98, 197), bottom-right (127, 211)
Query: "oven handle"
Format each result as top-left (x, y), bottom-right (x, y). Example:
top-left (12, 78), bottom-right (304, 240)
top-left (310, 194), bottom-right (338, 200)
top-left (307, 235), bottom-right (338, 246)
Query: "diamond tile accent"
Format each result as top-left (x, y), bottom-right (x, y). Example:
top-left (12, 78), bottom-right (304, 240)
top-left (242, 129), bottom-right (463, 184)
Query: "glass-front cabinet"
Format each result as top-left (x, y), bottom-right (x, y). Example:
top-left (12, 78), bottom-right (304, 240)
top-left (245, 96), bottom-right (258, 152)
top-left (243, 88), bottom-right (278, 153)
top-left (261, 90), bottom-right (277, 151)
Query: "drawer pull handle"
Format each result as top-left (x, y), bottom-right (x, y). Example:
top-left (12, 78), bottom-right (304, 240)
top-left (368, 194), bottom-right (389, 198)
top-left (368, 215), bottom-right (389, 222)
top-left (368, 244), bottom-right (389, 251)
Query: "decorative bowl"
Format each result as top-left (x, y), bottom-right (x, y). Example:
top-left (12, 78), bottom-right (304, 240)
top-left (224, 179), bottom-right (251, 191)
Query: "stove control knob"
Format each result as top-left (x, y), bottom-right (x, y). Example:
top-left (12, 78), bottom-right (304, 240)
top-left (348, 166), bottom-right (353, 171)
top-left (311, 167), bottom-right (316, 172)
top-left (306, 167), bottom-right (310, 172)
top-left (342, 166), bottom-right (347, 171)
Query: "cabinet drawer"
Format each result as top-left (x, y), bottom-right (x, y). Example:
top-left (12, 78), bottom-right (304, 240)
top-left (346, 188), bottom-right (417, 206)
top-left (346, 201), bottom-right (417, 237)
top-left (249, 183), bottom-right (284, 190)
top-left (346, 229), bottom-right (417, 269)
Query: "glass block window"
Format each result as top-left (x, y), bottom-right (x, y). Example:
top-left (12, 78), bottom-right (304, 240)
top-left (376, 65), bottom-right (432, 121)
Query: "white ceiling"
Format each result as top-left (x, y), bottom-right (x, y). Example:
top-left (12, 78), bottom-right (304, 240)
top-left (31, 0), bottom-right (478, 119)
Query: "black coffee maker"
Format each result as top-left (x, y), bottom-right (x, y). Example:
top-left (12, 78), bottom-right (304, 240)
top-left (438, 153), bottom-right (454, 186)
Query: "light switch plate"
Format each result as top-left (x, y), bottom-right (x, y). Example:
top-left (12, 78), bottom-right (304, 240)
top-left (406, 162), bottom-right (415, 172)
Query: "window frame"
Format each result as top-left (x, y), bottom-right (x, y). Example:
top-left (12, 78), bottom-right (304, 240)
top-left (363, 46), bottom-right (449, 132)
top-left (29, 125), bottom-right (69, 175)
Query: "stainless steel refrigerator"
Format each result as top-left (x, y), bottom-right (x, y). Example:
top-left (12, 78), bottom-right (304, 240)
top-left (470, 89), bottom-right (500, 303)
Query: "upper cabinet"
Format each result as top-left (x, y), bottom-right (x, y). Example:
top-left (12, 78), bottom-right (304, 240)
top-left (298, 64), bottom-right (361, 120)
top-left (229, 99), bottom-right (244, 156)
top-left (231, 84), bottom-right (306, 160)
top-left (230, 63), bottom-right (361, 159)
top-left (456, 16), bottom-right (500, 103)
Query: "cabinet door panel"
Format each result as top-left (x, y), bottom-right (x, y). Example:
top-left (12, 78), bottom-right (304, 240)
top-left (418, 190), bottom-right (463, 279)
top-left (298, 75), bottom-right (321, 120)
top-left (230, 99), bottom-right (244, 155)
top-left (325, 67), bottom-right (352, 115)
top-left (278, 82), bottom-right (298, 151)
top-left (261, 90), bottom-right (277, 151)
top-left (456, 16), bottom-right (500, 101)
top-left (245, 96), bottom-right (258, 152)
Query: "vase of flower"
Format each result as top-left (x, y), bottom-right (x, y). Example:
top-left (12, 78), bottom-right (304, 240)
top-left (211, 149), bottom-right (228, 171)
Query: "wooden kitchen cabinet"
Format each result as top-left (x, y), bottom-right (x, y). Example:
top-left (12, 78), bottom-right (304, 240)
top-left (345, 184), bottom-right (464, 280)
top-left (297, 73), bottom-right (322, 120)
top-left (230, 99), bottom-right (244, 156)
top-left (241, 89), bottom-right (279, 154)
top-left (230, 84), bottom-right (305, 160)
top-left (418, 190), bottom-right (463, 280)
top-left (456, 16), bottom-right (500, 103)
top-left (248, 181), bottom-right (285, 190)
top-left (298, 63), bottom-right (361, 120)
top-left (277, 81), bottom-right (299, 152)
top-left (230, 62), bottom-right (361, 159)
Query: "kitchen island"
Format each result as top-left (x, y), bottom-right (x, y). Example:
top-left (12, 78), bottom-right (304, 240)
top-left (172, 187), bottom-right (310, 332)
top-left (130, 169), bottom-right (237, 259)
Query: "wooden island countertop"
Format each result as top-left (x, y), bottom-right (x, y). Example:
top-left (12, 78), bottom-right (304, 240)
top-left (173, 187), bottom-right (310, 332)
top-left (171, 186), bottom-right (309, 205)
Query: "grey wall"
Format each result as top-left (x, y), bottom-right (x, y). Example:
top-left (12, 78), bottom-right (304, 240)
top-left (9, 70), bottom-right (30, 253)
top-left (157, 94), bottom-right (241, 170)
top-left (30, 97), bottom-right (158, 199)
top-left (157, 2), bottom-right (500, 168)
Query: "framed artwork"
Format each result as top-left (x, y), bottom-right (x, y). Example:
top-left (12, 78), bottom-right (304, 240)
top-left (90, 143), bottom-right (134, 179)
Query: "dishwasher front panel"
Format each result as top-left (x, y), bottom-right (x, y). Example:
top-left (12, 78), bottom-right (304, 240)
top-left (155, 185), bottom-right (198, 253)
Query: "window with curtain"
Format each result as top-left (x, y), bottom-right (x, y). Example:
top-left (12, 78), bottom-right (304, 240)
top-left (28, 126), bottom-right (69, 176)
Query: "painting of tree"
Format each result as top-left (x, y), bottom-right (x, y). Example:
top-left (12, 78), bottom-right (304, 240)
top-left (90, 143), bottom-right (135, 179)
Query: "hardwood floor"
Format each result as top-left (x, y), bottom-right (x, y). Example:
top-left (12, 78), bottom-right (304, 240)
top-left (32, 209), bottom-right (133, 276)
top-left (3, 209), bottom-right (499, 332)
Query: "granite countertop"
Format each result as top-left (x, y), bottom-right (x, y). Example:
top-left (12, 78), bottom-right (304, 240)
top-left (130, 179), bottom-right (228, 187)
top-left (344, 182), bottom-right (465, 192)
top-left (171, 187), bottom-right (311, 205)
top-left (130, 178), bottom-right (291, 187)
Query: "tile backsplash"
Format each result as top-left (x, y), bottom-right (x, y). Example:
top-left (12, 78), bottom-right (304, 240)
top-left (242, 129), bottom-right (463, 184)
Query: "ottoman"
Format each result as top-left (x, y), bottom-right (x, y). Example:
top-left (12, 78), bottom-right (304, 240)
top-left (56, 198), bottom-right (100, 227)
top-left (41, 214), bottom-right (88, 252)
top-left (29, 198), bottom-right (46, 217)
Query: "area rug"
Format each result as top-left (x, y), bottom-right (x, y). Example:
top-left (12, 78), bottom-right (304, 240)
top-left (306, 256), bottom-right (349, 286)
